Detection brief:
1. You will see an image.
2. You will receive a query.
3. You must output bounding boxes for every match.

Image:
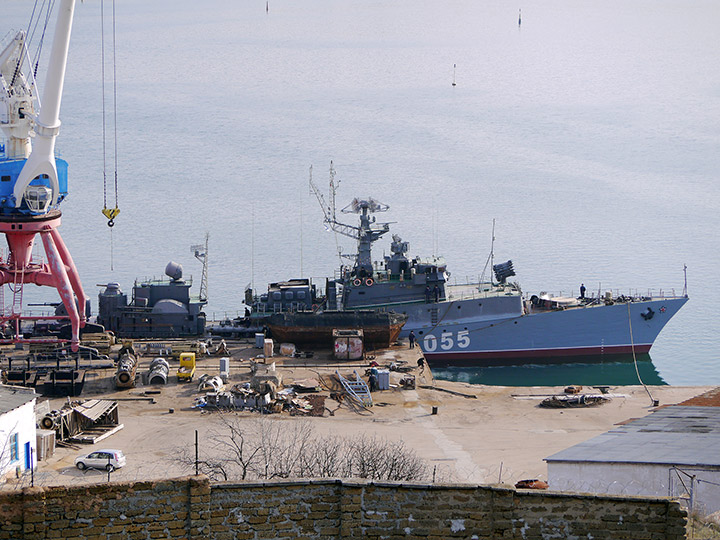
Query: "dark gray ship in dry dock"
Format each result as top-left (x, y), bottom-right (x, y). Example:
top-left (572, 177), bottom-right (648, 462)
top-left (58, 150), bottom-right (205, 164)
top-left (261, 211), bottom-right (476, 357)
top-left (97, 262), bottom-right (207, 339)
top-left (248, 278), bottom-right (406, 348)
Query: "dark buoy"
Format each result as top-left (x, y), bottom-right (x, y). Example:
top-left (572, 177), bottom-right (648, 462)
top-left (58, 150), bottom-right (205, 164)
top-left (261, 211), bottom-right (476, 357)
top-left (518, 8), bottom-right (522, 26)
top-left (266, 1), bottom-right (269, 12)
top-left (452, 63), bottom-right (456, 87)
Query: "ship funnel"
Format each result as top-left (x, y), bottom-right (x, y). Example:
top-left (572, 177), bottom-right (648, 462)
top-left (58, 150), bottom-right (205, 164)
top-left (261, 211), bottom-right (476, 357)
top-left (165, 261), bottom-right (183, 281)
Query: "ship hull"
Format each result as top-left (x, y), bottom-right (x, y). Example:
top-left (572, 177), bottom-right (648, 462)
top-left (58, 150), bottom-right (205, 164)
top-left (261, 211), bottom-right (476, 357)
top-left (267, 310), bottom-right (407, 348)
top-left (415, 297), bottom-right (688, 367)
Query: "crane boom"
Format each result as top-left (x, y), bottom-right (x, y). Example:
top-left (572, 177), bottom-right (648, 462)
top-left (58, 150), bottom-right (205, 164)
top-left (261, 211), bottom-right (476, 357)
top-left (14, 0), bottom-right (76, 210)
top-left (0, 0), bottom-right (88, 353)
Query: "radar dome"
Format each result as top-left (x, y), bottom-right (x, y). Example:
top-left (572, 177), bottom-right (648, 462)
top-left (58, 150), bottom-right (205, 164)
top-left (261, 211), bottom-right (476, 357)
top-left (165, 261), bottom-right (183, 281)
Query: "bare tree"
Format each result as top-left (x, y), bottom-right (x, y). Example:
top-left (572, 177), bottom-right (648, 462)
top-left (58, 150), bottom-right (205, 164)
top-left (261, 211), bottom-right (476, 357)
top-left (302, 435), bottom-right (349, 478)
top-left (253, 420), bottom-right (315, 479)
top-left (345, 435), bottom-right (428, 481)
top-left (178, 414), bottom-right (263, 481)
top-left (179, 416), bottom-right (429, 483)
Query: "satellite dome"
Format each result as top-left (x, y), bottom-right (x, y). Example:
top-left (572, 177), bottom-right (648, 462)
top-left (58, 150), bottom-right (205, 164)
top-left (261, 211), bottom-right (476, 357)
top-left (152, 299), bottom-right (189, 314)
top-left (165, 261), bottom-right (183, 281)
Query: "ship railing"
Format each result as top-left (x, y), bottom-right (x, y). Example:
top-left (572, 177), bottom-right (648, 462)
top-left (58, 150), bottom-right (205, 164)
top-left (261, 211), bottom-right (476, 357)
top-left (369, 271), bottom-right (413, 283)
top-left (445, 286), bottom-right (515, 302)
top-left (134, 275), bottom-right (194, 287)
top-left (208, 311), bottom-right (247, 324)
top-left (522, 287), bottom-right (685, 303)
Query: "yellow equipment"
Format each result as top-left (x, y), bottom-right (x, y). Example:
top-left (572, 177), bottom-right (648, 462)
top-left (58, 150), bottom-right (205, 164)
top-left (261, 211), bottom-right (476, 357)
top-left (177, 352), bottom-right (196, 382)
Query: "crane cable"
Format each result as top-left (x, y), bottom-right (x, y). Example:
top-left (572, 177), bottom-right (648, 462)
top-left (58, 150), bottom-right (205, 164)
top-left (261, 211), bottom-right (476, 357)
top-left (99, 0), bottom-right (120, 271)
top-left (14, 0), bottom-right (51, 88)
top-left (31, 0), bottom-right (55, 79)
top-left (100, 0), bottom-right (120, 229)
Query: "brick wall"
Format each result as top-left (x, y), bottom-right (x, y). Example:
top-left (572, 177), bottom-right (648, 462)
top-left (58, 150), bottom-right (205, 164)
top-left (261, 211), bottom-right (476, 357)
top-left (0, 476), bottom-right (688, 539)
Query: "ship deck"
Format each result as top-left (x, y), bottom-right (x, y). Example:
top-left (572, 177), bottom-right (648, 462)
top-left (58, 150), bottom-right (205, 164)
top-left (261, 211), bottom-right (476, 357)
top-left (445, 282), bottom-right (519, 302)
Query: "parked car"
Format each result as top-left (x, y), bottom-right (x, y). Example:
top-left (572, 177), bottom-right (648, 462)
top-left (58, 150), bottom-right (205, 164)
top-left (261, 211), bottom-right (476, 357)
top-left (74, 449), bottom-right (126, 472)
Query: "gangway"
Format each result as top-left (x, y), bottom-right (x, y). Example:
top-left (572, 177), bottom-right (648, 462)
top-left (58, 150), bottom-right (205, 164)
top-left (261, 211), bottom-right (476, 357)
top-left (336, 370), bottom-right (372, 408)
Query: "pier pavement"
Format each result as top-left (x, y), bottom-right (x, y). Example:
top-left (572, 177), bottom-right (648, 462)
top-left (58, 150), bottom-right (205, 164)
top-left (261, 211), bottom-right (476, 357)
top-left (10, 339), bottom-right (714, 489)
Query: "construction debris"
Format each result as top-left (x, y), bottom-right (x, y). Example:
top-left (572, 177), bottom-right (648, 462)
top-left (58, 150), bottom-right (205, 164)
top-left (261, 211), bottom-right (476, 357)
top-left (539, 394), bottom-right (611, 408)
top-left (38, 399), bottom-right (123, 443)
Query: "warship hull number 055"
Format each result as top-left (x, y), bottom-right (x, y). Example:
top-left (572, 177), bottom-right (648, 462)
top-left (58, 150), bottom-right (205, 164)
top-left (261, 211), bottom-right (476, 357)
top-left (310, 164), bottom-right (688, 367)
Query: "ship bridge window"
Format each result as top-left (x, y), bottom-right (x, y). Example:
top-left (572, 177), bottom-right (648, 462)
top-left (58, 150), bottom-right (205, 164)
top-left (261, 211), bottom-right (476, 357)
top-left (297, 291), bottom-right (306, 299)
top-left (284, 291), bottom-right (294, 300)
top-left (272, 292), bottom-right (281, 301)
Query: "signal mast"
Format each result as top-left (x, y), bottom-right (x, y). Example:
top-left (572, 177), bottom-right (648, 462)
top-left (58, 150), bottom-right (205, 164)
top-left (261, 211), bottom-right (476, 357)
top-left (0, 0), bottom-right (87, 350)
top-left (309, 162), bottom-right (391, 277)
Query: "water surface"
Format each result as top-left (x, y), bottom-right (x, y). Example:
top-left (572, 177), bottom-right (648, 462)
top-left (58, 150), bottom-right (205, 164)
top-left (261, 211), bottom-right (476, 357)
top-left (2, 0), bottom-right (718, 385)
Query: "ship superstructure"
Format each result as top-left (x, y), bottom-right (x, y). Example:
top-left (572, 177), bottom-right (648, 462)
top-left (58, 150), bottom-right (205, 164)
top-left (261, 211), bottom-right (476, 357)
top-left (97, 262), bottom-right (207, 339)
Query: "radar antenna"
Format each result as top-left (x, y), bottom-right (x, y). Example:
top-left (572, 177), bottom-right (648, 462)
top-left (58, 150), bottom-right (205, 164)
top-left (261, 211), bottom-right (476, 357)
top-left (191, 233), bottom-right (209, 302)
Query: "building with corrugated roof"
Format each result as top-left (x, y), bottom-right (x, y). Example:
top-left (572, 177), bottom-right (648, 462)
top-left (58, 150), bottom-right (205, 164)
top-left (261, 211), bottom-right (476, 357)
top-left (545, 388), bottom-right (720, 517)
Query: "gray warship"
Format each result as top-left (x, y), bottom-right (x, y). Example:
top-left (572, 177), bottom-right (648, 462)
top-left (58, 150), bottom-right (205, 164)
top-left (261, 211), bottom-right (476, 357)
top-left (310, 165), bottom-right (687, 366)
top-left (97, 261), bottom-right (207, 339)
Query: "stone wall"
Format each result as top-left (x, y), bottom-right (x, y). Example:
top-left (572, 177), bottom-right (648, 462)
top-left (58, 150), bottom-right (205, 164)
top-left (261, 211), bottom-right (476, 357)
top-left (0, 476), bottom-right (688, 539)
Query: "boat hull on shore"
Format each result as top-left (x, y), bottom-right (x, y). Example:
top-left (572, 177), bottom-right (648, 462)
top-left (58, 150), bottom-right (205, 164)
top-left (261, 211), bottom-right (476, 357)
top-left (267, 310), bottom-right (407, 349)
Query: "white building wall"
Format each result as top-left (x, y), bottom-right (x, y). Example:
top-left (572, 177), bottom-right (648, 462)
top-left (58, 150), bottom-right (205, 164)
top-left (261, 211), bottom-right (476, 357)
top-left (0, 397), bottom-right (37, 480)
top-left (548, 461), bottom-right (720, 516)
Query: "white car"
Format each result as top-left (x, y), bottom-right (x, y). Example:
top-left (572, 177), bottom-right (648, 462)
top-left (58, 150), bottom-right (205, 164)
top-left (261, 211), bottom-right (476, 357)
top-left (74, 449), bottom-right (126, 472)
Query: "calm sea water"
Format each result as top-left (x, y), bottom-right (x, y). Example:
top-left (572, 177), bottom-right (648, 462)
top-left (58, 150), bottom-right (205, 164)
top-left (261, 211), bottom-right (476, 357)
top-left (3, 0), bottom-right (719, 385)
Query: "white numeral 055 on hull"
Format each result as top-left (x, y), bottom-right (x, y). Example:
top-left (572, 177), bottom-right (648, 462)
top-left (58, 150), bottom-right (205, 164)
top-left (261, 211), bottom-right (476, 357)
top-left (423, 330), bottom-right (470, 352)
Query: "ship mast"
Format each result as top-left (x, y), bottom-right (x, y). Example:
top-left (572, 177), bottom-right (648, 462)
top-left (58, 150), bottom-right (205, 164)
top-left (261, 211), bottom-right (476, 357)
top-left (191, 233), bottom-right (209, 302)
top-left (309, 162), bottom-right (391, 276)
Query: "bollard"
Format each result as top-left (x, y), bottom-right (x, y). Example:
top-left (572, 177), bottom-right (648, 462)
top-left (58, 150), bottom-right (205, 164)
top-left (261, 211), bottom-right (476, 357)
top-left (431, 406), bottom-right (438, 415)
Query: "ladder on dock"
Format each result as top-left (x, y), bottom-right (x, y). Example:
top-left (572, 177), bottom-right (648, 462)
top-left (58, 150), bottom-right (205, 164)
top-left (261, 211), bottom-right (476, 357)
top-left (336, 370), bottom-right (372, 408)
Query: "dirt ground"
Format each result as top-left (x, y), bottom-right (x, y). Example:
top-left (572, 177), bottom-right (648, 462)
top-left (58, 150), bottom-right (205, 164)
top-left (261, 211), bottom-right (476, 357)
top-left (10, 339), bottom-right (715, 490)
